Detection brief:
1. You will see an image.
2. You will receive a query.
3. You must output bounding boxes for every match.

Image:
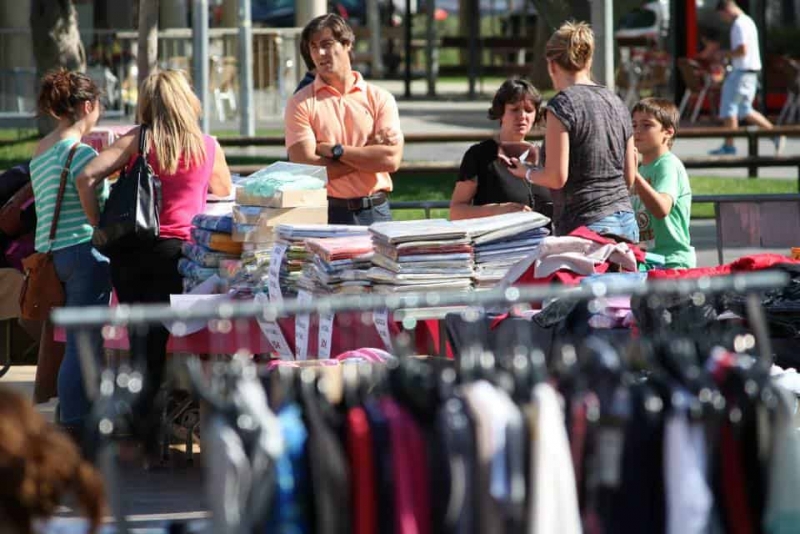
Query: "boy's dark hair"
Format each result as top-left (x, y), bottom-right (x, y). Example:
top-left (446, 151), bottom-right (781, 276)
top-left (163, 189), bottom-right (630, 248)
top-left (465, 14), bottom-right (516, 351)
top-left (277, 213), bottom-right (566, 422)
top-left (632, 97), bottom-right (680, 148)
top-left (487, 78), bottom-right (543, 125)
top-left (300, 13), bottom-right (355, 70)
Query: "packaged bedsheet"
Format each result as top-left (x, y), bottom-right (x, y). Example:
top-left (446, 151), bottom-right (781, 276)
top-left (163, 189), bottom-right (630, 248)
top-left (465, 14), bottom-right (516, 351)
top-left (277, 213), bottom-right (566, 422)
top-left (192, 213), bottom-right (233, 234)
top-left (181, 242), bottom-right (238, 267)
top-left (191, 227), bottom-right (243, 255)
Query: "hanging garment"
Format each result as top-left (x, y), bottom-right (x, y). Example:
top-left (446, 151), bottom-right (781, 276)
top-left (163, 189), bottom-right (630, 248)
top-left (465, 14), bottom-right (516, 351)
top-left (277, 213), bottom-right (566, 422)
top-left (612, 383), bottom-right (666, 534)
top-left (763, 386), bottom-right (800, 533)
top-left (347, 406), bottom-right (379, 534)
top-left (381, 398), bottom-right (432, 534)
top-left (300, 381), bottom-right (351, 534)
top-left (461, 381), bottom-right (508, 534)
top-left (435, 393), bottom-right (478, 534)
top-left (364, 400), bottom-right (396, 534)
top-left (663, 408), bottom-right (712, 534)
top-left (204, 375), bottom-right (283, 534)
top-left (264, 403), bottom-right (310, 534)
top-left (528, 382), bottom-right (582, 534)
top-left (203, 416), bottom-right (253, 534)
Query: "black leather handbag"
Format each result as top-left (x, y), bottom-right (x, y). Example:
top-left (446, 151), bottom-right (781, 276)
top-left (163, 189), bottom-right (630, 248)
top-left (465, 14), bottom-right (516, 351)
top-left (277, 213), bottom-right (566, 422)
top-left (92, 125), bottom-right (162, 255)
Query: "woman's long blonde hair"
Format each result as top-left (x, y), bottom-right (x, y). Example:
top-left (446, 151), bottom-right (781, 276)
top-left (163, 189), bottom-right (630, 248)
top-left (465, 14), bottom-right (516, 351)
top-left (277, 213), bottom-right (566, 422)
top-left (137, 70), bottom-right (206, 175)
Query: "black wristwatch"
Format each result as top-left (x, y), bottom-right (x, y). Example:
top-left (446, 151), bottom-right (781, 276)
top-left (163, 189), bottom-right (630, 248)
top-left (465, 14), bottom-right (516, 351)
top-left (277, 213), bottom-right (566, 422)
top-left (331, 144), bottom-right (344, 161)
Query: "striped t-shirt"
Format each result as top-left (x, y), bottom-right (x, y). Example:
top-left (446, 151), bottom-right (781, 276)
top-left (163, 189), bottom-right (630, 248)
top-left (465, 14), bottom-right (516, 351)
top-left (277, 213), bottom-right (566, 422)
top-left (29, 138), bottom-right (108, 252)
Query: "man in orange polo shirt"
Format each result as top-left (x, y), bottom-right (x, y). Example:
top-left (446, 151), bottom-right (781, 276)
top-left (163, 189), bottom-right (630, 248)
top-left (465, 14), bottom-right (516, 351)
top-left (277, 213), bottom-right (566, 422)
top-left (284, 13), bottom-right (404, 225)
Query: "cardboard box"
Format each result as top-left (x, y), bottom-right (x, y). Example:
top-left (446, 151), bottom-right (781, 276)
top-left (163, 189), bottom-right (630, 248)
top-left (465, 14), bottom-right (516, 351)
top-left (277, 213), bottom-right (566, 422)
top-left (232, 224), bottom-right (277, 243)
top-left (232, 205), bottom-right (329, 225)
top-left (236, 187), bottom-right (328, 208)
top-left (231, 205), bottom-right (329, 242)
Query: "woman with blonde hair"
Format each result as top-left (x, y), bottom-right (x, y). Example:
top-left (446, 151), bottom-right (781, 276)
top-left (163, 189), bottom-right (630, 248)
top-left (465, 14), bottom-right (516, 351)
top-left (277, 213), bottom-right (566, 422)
top-left (508, 21), bottom-right (639, 242)
top-left (76, 70), bottom-right (232, 451)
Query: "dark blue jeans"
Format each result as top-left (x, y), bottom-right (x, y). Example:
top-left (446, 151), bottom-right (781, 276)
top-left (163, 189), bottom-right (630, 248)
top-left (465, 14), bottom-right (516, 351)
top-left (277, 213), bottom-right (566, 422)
top-left (327, 200), bottom-right (392, 226)
top-left (52, 241), bottom-right (111, 425)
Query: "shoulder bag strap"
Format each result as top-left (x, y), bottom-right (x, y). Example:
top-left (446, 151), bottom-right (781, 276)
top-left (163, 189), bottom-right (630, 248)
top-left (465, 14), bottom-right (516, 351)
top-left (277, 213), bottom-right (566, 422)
top-left (49, 142), bottom-right (80, 245)
top-left (139, 124), bottom-right (148, 156)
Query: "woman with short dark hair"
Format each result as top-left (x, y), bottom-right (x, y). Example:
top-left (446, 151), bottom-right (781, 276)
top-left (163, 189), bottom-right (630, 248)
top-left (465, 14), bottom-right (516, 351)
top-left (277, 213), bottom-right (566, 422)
top-left (450, 78), bottom-right (552, 221)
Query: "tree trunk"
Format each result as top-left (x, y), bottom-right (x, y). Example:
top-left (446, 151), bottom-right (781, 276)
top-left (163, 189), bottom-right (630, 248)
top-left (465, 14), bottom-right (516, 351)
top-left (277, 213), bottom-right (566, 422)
top-left (30, 0), bottom-right (86, 134)
top-left (137, 0), bottom-right (159, 88)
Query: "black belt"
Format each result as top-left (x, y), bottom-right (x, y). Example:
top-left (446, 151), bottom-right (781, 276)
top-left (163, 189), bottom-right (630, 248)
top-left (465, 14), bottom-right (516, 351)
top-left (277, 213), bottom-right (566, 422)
top-left (737, 69), bottom-right (761, 74)
top-left (327, 191), bottom-right (389, 211)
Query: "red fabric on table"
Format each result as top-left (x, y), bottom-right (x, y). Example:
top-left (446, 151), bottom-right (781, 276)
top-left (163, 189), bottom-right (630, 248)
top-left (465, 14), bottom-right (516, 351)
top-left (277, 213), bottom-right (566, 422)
top-left (646, 253), bottom-right (800, 280)
top-left (55, 310), bottom-right (447, 358)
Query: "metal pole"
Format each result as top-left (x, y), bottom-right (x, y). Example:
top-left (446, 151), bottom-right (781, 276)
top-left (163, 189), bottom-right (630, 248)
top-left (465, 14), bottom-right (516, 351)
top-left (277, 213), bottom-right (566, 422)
top-left (604, 0), bottom-right (614, 91)
top-left (404, 0), bottom-right (412, 98)
top-left (367, 0), bottom-right (384, 78)
top-left (238, 0), bottom-right (255, 136)
top-left (467, 0), bottom-right (479, 99)
top-left (193, 0), bottom-right (210, 133)
top-left (425, 0), bottom-right (437, 96)
top-left (590, 0), bottom-right (614, 91)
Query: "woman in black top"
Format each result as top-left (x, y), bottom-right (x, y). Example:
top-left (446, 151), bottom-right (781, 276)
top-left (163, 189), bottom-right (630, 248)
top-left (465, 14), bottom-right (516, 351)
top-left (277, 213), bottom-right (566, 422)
top-left (450, 78), bottom-right (553, 221)
top-left (507, 22), bottom-right (639, 242)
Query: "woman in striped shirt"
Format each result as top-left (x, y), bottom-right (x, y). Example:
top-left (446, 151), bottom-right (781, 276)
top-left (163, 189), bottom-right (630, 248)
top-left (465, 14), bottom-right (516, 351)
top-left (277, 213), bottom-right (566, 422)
top-left (29, 69), bottom-right (111, 439)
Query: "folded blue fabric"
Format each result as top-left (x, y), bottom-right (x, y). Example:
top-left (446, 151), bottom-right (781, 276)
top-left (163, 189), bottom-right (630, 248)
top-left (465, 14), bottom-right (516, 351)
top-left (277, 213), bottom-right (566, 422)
top-left (192, 213), bottom-right (233, 234)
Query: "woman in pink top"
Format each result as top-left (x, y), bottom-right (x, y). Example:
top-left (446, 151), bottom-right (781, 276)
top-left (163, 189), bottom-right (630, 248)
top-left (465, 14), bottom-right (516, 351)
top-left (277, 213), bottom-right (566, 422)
top-left (76, 70), bottom-right (231, 452)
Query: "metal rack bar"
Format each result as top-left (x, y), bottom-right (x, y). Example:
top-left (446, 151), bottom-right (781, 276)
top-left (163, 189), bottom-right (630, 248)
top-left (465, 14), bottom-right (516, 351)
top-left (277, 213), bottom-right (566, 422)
top-left (52, 271), bottom-right (787, 328)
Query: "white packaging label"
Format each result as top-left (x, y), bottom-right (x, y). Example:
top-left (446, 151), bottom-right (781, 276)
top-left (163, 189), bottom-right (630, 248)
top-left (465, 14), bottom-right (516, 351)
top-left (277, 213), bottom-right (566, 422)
top-left (267, 242), bottom-right (288, 303)
top-left (372, 309), bottom-right (393, 351)
top-left (295, 289), bottom-right (312, 361)
top-left (318, 312), bottom-right (335, 359)
top-left (254, 292), bottom-right (293, 360)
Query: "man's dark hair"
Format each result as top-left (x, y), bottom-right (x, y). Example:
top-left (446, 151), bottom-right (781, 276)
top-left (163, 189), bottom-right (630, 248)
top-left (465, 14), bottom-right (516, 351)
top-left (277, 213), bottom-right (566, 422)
top-left (299, 13), bottom-right (355, 70)
top-left (487, 78), bottom-right (543, 125)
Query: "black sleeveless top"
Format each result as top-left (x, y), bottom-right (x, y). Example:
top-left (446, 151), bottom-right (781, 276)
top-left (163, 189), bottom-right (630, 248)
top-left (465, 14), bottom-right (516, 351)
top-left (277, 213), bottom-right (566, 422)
top-left (457, 139), bottom-right (553, 218)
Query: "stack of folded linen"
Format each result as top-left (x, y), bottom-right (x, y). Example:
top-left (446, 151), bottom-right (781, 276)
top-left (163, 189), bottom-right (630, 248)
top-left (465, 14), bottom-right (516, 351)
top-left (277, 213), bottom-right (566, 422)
top-left (453, 212), bottom-right (551, 289)
top-left (299, 234), bottom-right (375, 295)
top-left (367, 219), bottom-right (473, 294)
top-left (271, 224), bottom-right (371, 299)
top-left (182, 214), bottom-right (240, 292)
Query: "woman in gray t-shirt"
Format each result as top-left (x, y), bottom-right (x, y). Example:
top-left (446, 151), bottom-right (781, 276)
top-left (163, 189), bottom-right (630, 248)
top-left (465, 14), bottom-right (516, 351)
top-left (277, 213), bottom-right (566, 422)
top-left (508, 21), bottom-right (639, 242)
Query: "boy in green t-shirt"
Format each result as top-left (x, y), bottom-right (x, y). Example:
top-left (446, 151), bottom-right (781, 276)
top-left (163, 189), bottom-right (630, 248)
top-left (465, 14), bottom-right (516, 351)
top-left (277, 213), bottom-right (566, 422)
top-left (630, 98), bottom-right (696, 268)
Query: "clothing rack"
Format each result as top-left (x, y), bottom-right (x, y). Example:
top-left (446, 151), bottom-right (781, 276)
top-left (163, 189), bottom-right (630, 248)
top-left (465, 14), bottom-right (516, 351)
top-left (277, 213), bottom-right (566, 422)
top-left (52, 270), bottom-right (786, 328)
top-left (50, 271), bottom-right (790, 534)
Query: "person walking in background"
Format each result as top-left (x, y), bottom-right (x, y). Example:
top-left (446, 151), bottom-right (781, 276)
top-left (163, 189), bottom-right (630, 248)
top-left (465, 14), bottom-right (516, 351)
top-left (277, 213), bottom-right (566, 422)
top-left (507, 21), bottom-right (639, 242)
top-left (76, 70), bottom-right (232, 459)
top-left (285, 13), bottom-right (404, 226)
top-left (450, 78), bottom-right (552, 221)
top-left (630, 98), bottom-right (696, 269)
top-left (709, 0), bottom-right (784, 155)
top-left (29, 69), bottom-right (112, 440)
